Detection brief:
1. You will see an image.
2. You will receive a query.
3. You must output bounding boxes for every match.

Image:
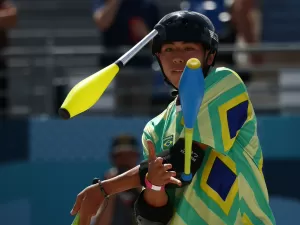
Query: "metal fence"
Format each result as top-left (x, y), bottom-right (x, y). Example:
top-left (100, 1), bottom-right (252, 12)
top-left (2, 40), bottom-right (300, 117)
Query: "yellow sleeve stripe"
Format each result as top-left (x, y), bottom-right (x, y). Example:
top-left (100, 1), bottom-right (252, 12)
top-left (200, 150), bottom-right (239, 215)
top-left (218, 92), bottom-right (252, 152)
top-left (202, 71), bottom-right (242, 106)
top-left (169, 212), bottom-right (188, 225)
top-left (243, 152), bottom-right (269, 203)
top-left (141, 132), bottom-right (149, 158)
top-left (242, 213), bottom-right (255, 225)
top-left (183, 177), bottom-right (227, 225)
top-left (239, 174), bottom-right (274, 225)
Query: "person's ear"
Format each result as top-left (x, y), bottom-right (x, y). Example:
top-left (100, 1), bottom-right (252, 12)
top-left (207, 52), bottom-right (216, 66)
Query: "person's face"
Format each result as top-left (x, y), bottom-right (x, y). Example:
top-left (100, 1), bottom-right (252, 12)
top-left (113, 151), bottom-right (139, 169)
top-left (156, 41), bottom-right (215, 88)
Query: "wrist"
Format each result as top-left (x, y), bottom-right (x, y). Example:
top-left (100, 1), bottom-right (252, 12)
top-left (94, 179), bottom-right (110, 199)
top-left (145, 173), bottom-right (165, 191)
top-left (101, 166), bottom-right (141, 195)
top-left (101, 179), bottom-right (112, 196)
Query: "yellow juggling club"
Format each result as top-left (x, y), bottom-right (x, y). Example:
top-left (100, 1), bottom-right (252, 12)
top-left (58, 29), bottom-right (160, 119)
top-left (178, 58), bottom-right (205, 182)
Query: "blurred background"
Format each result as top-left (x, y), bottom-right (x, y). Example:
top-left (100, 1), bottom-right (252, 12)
top-left (1, 0), bottom-right (300, 225)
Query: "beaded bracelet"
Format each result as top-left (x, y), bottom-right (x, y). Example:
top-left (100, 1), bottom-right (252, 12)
top-left (97, 179), bottom-right (110, 199)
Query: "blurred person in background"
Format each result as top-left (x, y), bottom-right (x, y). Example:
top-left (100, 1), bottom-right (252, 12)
top-left (91, 135), bottom-right (141, 225)
top-left (92, 0), bottom-right (160, 116)
top-left (0, 0), bottom-right (17, 118)
top-left (92, 0), bottom-right (159, 67)
top-left (231, 0), bottom-right (262, 65)
top-left (180, 0), bottom-right (262, 85)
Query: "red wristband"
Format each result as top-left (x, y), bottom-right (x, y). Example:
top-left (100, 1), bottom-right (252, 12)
top-left (144, 173), bottom-right (165, 191)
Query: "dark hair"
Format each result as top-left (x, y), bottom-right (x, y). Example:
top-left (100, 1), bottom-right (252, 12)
top-left (110, 135), bottom-right (139, 156)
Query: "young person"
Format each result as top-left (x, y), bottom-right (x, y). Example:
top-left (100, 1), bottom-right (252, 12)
top-left (70, 10), bottom-right (276, 225)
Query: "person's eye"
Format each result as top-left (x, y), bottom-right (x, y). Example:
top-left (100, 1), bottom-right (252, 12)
top-left (164, 47), bottom-right (173, 52)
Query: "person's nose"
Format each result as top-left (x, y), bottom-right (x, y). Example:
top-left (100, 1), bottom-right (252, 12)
top-left (173, 57), bottom-right (184, 64)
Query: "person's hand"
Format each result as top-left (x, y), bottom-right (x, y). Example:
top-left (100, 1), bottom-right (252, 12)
top-left (70, 183), bottom-right (105, 225)
top-left (146, 140), bottom-right (182, 187)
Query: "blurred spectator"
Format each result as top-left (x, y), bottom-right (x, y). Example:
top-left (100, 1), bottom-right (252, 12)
top-left (92, 0), bottom-right (159, 67)
top-left (0, 0), bottom-right (17, 118)
top-left (180, 0), bottom-right (262, 85)
top-left (91, 135), bottom-right (141, 225)
top-left (92, 0), bottom-right (160, 116)
top-left (231, 0), bottom-right (262, 65)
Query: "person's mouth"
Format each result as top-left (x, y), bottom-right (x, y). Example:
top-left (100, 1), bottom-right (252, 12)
top-left (172, 69), bottom-right (184, 73)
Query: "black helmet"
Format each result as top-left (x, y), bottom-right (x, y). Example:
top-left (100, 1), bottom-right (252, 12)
top-left (152, 10), bottom-right (219, 90)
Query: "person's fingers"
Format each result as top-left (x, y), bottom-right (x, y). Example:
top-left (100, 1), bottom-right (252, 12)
top-left (78, 212), bottom-right (92, 225)
top-left (168, 176), bottom-right (182, 186)
top-left (147, 140), bottom-right (156, 162)
top-left (162, 171), bottom-right (176, 180)
top-left (163, 163), bottom-right (172, 171)
top-left (70, 191), bottom-right (85, 215)
top-left (155, 157), bottom-right (163, 165)
top-left (151, 157), bottom-right (164, 171)
top-left (78, 199), bottom-right (94, 225)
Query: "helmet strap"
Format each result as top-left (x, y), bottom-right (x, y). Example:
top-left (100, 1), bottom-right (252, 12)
top-left (203, 48), bottom-right (217, 76)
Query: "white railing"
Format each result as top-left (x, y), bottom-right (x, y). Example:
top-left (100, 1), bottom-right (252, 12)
top-left (2, 42), bottom-right (300, 117)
